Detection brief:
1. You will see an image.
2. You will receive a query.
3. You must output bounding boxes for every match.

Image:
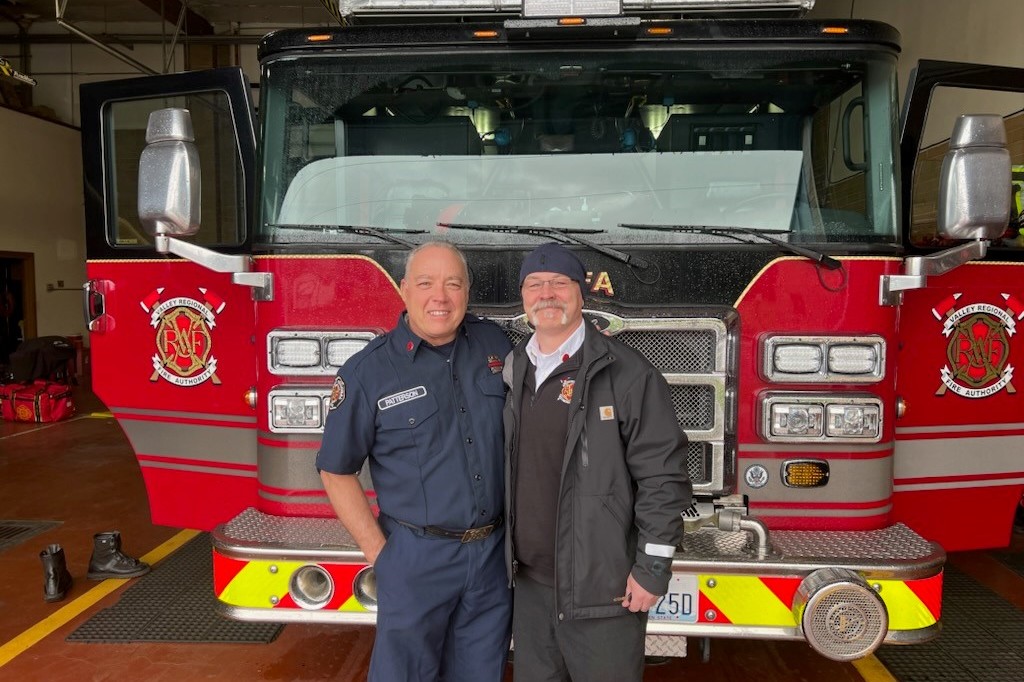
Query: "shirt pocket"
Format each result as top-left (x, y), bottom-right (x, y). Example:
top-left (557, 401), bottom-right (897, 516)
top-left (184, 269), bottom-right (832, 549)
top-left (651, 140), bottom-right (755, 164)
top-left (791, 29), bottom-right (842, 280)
top-left (376, 391), bottom-right (440, 458)
top-left (475, 372), bottom-right (507, 401)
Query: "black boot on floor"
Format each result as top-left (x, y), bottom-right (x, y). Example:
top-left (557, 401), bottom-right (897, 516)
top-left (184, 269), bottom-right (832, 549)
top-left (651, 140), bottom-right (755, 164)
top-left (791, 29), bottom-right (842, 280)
top-left (40, 543), bottom-right (73, 603)
top-left (87, 531), bottom-right (151, 580)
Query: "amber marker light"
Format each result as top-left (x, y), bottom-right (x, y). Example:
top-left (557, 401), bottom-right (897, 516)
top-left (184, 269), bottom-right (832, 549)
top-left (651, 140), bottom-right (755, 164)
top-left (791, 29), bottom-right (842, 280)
top-left (896, 397), bottom-right (907, 419)
top-left (558, 17), bottom-right (586, 26)
top-left (783, 460), bottom-right (830, 488)
top-left (646, 27), bottom-right (674, 36)
top-left (306, 34), bottom-right (332, 42)
top-left (472, 30), bottom-right (499, 39)
top-left (821, 26), bottom-right (850, 34)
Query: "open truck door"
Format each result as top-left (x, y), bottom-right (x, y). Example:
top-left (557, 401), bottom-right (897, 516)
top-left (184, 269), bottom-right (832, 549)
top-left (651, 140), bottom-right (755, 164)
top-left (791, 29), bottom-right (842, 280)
top-left (80, 68), bottom-right (259, 530)
top-left (892, 61), bottom-right (1024, 551)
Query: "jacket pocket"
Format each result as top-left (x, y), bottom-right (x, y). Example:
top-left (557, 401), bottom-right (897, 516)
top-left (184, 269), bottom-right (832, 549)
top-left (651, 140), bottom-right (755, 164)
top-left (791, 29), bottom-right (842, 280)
top-left (573, 494), bottom-right (633, 609)
top-left (600, 494), bottom-right (630, 529)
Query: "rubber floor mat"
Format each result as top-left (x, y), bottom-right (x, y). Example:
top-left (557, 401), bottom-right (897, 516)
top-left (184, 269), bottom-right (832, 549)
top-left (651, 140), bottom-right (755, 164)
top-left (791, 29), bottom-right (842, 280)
top-left (66, 533), bottom-right (282, 644)
top-left (874, 565), bottom-right (1024, 681)
top-left (0, 520), bottom-right (60, 553)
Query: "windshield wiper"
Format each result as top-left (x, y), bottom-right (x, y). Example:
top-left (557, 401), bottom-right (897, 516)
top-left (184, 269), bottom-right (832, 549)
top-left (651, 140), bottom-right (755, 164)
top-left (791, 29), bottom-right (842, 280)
top-left (440, 222), bottom-right (652, 271)
top-left (266, 223), bottom-right (425, 248)
top-left (619, 223), bottom-right (842, 271)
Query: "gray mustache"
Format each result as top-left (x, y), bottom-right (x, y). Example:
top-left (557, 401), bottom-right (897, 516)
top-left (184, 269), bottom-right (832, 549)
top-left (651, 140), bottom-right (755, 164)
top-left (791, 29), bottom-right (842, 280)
top-left (530, 300), bottom-right (566, 315)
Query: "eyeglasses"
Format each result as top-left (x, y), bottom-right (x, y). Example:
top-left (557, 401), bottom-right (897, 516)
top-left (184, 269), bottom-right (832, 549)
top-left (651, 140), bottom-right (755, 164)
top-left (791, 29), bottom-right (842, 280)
top-left (522, 277), bottom-right (574, 293)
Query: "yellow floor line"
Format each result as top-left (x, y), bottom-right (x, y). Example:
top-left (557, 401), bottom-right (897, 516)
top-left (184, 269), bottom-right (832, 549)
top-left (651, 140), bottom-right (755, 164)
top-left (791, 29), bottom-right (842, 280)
top-left (0, 528), bottom-right (200, 668)
top-left (853, 654), bottom-right (899, 682)
top-left (0, 412), bottom-right (112, 439)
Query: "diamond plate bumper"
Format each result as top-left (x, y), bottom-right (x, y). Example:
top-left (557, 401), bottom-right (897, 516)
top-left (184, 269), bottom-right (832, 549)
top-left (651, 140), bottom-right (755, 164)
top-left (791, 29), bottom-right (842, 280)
top-left (212, 508), bottom-right (944, 655)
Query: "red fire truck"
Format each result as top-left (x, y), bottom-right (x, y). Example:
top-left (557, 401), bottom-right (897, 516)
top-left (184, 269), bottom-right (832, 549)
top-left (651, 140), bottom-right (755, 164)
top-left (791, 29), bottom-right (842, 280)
top-left (79, 0), bottom-right (1024, 662)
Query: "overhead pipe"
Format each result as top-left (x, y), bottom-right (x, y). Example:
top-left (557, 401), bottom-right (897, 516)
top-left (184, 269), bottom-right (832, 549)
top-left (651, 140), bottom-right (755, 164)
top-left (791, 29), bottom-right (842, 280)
top-left (54, 0), bottom-right (158, 75)
top-left (164, 1), bottom-right (188, 73)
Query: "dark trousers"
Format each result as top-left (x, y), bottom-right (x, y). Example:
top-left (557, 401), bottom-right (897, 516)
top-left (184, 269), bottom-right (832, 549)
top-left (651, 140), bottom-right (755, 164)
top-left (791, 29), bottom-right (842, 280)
top-left (512, 573), bottom-right (646, 682)
top-left (369, 519), bottom-right (512, 682)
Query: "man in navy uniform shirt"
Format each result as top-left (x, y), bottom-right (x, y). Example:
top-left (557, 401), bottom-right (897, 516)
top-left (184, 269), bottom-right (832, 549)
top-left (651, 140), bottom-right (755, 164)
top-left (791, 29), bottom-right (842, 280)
top-left (317, 242), bottom-right (512, 682)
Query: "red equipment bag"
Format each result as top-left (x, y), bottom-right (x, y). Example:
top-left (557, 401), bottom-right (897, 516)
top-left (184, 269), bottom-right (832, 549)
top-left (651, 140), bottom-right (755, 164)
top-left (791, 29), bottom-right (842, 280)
top-left (0, 380), bottom-right (75, 423)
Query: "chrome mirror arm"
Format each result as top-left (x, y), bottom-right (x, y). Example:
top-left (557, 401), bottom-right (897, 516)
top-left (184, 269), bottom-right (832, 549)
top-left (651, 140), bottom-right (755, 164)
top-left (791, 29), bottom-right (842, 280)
top-left (880, 239), bottom-right (988, 306)
top-left (155, 234), bottom-right (274, 301)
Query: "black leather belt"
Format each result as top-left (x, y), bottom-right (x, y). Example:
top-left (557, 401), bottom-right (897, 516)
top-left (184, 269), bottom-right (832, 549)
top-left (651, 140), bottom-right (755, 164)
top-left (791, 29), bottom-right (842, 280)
top-left (392, 516), bottom-right (502, 544)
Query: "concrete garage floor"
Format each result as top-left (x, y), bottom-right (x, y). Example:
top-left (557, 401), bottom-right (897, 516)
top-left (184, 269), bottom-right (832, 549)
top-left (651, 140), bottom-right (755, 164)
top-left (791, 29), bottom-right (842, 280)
top-left (0, 381), bottom-right (1021, 681)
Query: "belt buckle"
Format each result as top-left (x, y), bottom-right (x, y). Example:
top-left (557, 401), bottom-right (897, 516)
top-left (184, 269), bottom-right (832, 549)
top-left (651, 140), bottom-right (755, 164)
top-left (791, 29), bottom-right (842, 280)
top-left (461, 525), bottom-right (491, 543)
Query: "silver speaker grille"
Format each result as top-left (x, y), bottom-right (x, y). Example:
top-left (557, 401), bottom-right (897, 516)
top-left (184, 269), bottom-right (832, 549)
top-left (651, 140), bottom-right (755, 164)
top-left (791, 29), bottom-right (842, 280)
top-left (797, 568), bottom-right (888, 661)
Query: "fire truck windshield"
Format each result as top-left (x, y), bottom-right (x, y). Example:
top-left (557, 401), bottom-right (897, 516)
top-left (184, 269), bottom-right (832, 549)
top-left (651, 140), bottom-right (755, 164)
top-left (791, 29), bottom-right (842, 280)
top-left (258, 47), bottom-right (899, 248)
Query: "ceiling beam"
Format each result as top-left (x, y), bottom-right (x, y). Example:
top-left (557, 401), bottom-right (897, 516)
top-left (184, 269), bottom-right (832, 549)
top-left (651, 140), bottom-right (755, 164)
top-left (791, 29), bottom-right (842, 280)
top-left (134, 0), bottom-right (215, 35)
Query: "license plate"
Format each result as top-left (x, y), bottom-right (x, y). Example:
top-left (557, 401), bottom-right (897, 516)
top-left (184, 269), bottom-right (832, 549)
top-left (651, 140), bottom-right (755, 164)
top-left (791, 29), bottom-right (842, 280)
top-left (648, 573), bottom-right (698, 623)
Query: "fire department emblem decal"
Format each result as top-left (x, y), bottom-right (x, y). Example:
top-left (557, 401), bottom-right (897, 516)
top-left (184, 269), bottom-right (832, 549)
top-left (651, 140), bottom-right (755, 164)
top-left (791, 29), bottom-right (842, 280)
top-left (931, 293), bottom-right (1022, 398)
top-left (487, 355), bottom-right (503, 374)
top-left (329, 376), bottom-right (345, 410)
top-left (141, 287), bottom-right (224, 386)
top-left (557, 377), bottom-right (575, 405)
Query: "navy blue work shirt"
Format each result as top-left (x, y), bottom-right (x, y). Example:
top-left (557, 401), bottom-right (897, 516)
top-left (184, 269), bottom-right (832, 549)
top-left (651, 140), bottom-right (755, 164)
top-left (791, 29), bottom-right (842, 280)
top-left (316, 312), bottom-right (511, 530)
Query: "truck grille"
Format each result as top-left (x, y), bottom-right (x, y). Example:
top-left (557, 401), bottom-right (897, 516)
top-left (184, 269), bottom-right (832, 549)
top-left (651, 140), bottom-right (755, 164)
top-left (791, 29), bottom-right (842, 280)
top-left (673, 384), bottom-right (715, 431)
top-left (617, 329), bottom-right (717, 373)
top-left (490, 309), bottom-right (737, 495)
top-left (686, 441), bottom-right (714, 483)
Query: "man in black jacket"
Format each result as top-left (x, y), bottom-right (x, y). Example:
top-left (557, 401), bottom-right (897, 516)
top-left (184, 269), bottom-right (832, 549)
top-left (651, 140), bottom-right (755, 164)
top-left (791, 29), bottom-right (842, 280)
top-left (503, 243), bottom-right (692, 681)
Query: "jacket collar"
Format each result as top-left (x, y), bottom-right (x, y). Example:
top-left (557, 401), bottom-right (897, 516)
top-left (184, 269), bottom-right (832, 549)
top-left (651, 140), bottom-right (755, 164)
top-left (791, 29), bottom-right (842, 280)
top-left (578, 318), bottom-right (617, 376)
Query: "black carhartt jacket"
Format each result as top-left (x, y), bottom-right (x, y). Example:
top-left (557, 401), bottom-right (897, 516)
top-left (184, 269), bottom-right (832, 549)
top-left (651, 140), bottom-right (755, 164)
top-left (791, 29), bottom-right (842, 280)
top-left (503, 321), bottom-right (692, 619)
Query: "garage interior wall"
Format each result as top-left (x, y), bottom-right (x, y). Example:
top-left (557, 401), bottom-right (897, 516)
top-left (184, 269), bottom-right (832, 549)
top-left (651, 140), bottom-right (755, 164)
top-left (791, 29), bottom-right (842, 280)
top-left (0, 105), bottom-right (85, 342)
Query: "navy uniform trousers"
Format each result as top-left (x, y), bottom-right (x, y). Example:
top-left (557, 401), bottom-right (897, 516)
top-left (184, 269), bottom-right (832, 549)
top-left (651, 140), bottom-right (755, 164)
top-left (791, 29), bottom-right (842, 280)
top-left (369, 515), bottom-right (511, 682)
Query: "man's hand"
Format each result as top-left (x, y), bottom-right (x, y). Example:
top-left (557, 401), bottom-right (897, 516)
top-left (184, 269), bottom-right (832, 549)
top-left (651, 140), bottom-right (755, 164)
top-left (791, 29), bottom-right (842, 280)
top-left (320, 471), bottom-right (387, 565)
top-left (363, 535), bottom-right (387, 566)
top-left (619, 573), bottom-right (660, 613)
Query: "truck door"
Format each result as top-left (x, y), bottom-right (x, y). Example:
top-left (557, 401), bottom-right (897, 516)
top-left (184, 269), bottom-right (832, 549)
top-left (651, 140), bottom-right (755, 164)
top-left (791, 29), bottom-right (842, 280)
top-left (895, 61), bottom-right (1024, 551)
top-left (80, 68), bottom-right (258, 530)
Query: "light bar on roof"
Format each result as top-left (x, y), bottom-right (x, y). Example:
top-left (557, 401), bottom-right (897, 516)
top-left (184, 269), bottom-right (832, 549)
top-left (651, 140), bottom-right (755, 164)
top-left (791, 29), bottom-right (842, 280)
top-left (338, 0), bottom-right (814, 17)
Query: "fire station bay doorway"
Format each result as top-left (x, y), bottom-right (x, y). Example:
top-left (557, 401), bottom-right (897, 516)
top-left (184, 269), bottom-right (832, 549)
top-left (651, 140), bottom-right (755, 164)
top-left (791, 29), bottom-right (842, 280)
top-left (0, 252), bottom-right (36, 367)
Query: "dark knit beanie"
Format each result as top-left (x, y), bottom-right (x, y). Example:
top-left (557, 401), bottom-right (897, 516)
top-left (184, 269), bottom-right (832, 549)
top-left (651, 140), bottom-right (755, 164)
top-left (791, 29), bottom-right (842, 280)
top-left (518, 243), bottom-right (587, 287)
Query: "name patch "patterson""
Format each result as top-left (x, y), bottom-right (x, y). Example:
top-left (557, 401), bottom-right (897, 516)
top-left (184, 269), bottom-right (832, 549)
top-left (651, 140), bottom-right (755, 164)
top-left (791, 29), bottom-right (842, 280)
top-left (377, 386), bottom-right (428, 411)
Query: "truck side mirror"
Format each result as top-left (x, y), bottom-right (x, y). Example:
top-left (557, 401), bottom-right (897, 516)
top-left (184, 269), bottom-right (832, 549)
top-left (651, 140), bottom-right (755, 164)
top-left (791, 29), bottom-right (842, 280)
top-left (138, 108), bottom-right (201, 239)
top-left (937, 114), bottom-right (1011, 241)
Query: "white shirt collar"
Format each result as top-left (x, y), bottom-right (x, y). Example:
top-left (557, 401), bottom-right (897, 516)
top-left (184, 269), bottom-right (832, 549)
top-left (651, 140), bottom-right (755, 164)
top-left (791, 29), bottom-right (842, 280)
top-left (525, 319), bottom-right (586, 389)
